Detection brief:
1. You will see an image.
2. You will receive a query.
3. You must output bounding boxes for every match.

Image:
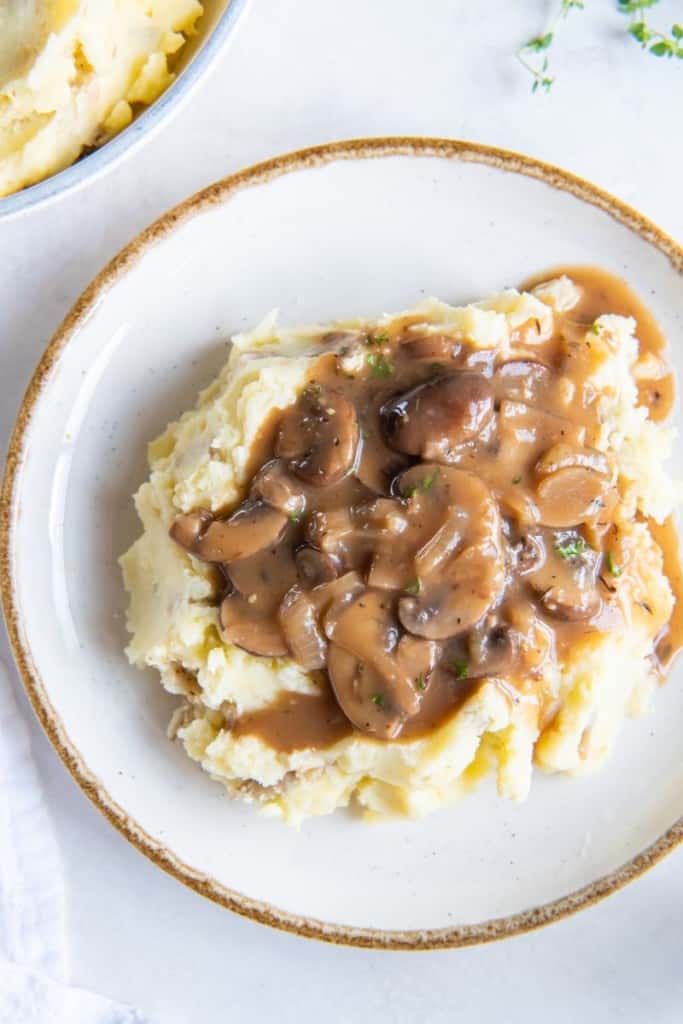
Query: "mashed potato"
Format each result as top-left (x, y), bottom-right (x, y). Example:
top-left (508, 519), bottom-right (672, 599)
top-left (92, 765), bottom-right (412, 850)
top-left (0, 0), bottom-right (203, 198)
top-left (121, 276), bottom-right (678, 826)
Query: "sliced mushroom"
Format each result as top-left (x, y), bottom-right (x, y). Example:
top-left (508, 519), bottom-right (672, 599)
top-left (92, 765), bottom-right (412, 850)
top-left (275, 385), bottom-right (359, 486)
top-left (225, 541), bottom-right (298, 605)
top-left (295, 546), bottom-right (339, 587)
top-left (305, 507), bottom-right (354, 559)
top-left (169, 509), bottom-right (213, 552)
top-left (510, 532), bottom-right (546, 576)
top-left (542, 585), bottom-right (601, 622)
top-left (496, 359), bottom-right (552, 402)
top-left (279, 586), bottom-right (328, 670)
top-left (250, 459), bottom-right (307, 517)
top-left (535, 443), bottom-right (610, 479)
top-left (381, 374), bottom-right (494, 461)
top-left (219, 594), bottom-right (288, 657)
top-left (192, 501), bottom-right (287, 563)
top-left (401, 333), bottom-right (460, 361)
top-left (468, 620), bottom-right (519, 676)
top-left (535, 466), bottom-right (610, 529)
top-left (325, 589), bottom-right (419, 714)
top-left (527, 532), bottom-right (602, 622)
top-left (395, 466), bottom-right (506, 640)
top-left (327, 643), bottom-right (404, 739)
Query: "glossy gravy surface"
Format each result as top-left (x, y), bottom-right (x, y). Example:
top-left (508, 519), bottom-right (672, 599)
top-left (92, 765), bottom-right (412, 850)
top-left (172, 267), bottom-right (680, 750)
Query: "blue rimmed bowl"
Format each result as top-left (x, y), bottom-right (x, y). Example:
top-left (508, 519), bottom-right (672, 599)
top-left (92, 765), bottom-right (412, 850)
top-left (0, 0), bottom-right (248, 220)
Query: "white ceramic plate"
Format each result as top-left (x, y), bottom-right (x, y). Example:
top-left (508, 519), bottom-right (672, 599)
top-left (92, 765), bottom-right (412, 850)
top-left (3, 139), bottom-right (683, 948)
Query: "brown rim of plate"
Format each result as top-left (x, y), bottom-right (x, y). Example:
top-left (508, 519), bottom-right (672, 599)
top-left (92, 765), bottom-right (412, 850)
top-left (2, 137), bottom-right (683, 950)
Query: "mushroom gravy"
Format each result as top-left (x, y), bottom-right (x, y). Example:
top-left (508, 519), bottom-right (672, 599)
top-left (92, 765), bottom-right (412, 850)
top-left (170, 268), bottom-right (680, 749)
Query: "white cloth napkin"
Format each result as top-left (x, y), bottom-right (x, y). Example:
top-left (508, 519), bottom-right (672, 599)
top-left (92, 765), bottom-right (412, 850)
top-left (0, 658), bottom-right (147, 1024)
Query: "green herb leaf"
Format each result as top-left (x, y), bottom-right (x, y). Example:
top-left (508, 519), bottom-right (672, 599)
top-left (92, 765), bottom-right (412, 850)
top-left (404, 579), bottom-right (422, 595)
top-left (289, 512), bottom-right (302, 523)
top-left (590, 321), bottom-right (601, 335)
top-left (361, 428), bottom-right (371, 441)
top-left (366, 352), bottom-right (394, 378)
top-left (371, 693), bottom-right (386, 707)
top-left (650, 40), bottom-right (671, 55)
top-left (414, 674), bottom-right (427, 692)
top-left (404, 469), bottom-right (440, 498)
top-left (617, 0), bottom-right (659, 12)
top-left (673, 24), bottom-right (683, 39)
top-left (556, 537), bottom-right (586, 560)
top-left (452, 659), bottom-right (469, 680)
top-left (529, 32), bottom-right (554, 51)
top-left (512, 474), bottom-right (522, 485)
top-left (420, 469), bottom-right (439, 491)
top-left (606, 551), bottom-right (623, 577)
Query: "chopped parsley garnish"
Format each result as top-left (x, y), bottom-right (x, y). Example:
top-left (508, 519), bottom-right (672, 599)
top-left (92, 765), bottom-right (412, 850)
top-left (371, 693), bottom-right (386, 707)
top-left (289, 512), bottom-right (302, 523)
top-left (404, 468), bottom-right (440, 498)
top-left (404, 578), bottom-right (422, 595)
top-left (590, 321), bottom-right (601, 335)
top-left (366, 352), bottom-right (394, 378)
top-left (414, 674), bottom-right (427, 692)
top-left (512, 474), bottom-right (522, 484)
top-left (606, 551), bottom-right (622, 577)
top-left (452, 659), bottom-right (469, 680)
top-left (361, 428), bottom-right (371, 441)
top-left (373, 331), bottom-right (390, 342)
top-left (556, 537), bottom-right (586, 560)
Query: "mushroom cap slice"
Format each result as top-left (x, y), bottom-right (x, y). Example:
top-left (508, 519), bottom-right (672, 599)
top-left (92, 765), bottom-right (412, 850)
top-left (395, 466), bottom-right (507, 641)
top-left (193, 501), bottom-right (288, 563)
top-left (535, 466), bottom-right (610, 529)
top-left (325, 589), bottom-right (420, 716)
top-left (295, 546), bottom-right (339, 587)
top-left (381, 373), bottom-right (494, 461)
top-left (327, 644), bottom-right (404, 739)
top-left (279, 586), bottom-right (328, 670)
top-left (169, 509), bottom-right (213, 552)
top-left (527, 532), bottom-right (602, 622)
top-left (250, 459), bottom-right (307, 517)
top-left (276, 385), bottom-right (359, 486)
top-left (468, 620), bottom-right (519, 677)
top-left (219, 594), bottom-right (288, 657)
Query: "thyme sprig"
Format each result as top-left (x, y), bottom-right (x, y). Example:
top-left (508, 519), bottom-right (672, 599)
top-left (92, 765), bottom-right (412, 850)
top-left (518, 0), bottom-right (681, 93)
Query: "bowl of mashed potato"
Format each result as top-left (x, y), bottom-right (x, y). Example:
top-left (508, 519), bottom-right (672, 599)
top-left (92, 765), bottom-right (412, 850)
top-left (0, 0), bottom-right (246, 217)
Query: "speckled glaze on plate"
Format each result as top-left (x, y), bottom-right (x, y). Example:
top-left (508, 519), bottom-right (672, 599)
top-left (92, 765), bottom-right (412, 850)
top-left (2, 138), bottom-right (683, 948)
top-left (0, 0), bottom-right (248, 220)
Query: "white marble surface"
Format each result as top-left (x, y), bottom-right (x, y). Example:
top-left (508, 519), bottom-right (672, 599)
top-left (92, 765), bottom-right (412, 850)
top-left (1, 1), bottom-right (682, 1020)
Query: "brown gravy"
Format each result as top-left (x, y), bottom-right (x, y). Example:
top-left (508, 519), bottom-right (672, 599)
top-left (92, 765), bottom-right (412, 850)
top-left (232, 683), bottom-right (353, 752)
top-left (172, 267), bottom-right (680, 751)
top-left (522, 265), bottom-right (675, 421)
